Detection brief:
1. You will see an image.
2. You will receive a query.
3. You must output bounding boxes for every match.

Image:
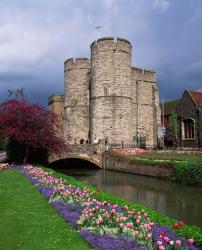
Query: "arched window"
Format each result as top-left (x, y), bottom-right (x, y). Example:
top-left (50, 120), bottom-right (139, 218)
top-left (183, 118), bottom-right (195, 139)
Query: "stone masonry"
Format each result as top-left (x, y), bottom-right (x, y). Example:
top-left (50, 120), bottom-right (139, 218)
top-left (49, 37), bottom-right (161, 148)
top-left (48, 94), bottom-right (64, 138)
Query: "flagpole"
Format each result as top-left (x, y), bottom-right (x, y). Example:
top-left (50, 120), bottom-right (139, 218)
top-left (95, 26), bottom-right (101, 39)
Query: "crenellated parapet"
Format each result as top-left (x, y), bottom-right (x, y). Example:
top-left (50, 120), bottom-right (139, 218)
top-left (131, 67), bottom-right (156, 82)
top-left (90, 37), bottom-right (132, 55)
top-left (64, 57), bottom-right (90, 72)
top-left (48, 94), bottom-right (64, 106)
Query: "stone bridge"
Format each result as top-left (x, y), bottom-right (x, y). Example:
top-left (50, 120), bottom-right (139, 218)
top-left (49, 143), bottom-right (105, 168)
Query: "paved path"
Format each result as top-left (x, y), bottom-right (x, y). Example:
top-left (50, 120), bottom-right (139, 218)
top-left (0, 151), bottom-right (6, 162)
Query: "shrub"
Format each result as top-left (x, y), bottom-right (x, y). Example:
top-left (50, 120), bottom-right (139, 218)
top-left (0, 137), bottom-right (8, 151)
top-left (6, 140), bottom-right (25, 162)
top-left (171, 161), bottom-right (202, 186)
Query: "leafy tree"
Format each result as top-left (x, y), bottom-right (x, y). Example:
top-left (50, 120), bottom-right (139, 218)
top-left (0, 91), bottom-right (66, 163)
top-left (168, 111), bottom-right (179, 149)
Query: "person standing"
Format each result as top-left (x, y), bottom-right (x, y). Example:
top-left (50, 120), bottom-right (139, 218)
top-left (80, 138), bottom-right (84, 144)
top-left (93, 137), bottom-right (98, 144)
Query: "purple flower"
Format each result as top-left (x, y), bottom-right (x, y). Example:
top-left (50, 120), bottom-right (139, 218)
top-left (37, 185), bottom-right (54, 198)
top-left (80, 230), bottom-right (148, 250)
top-left (51, 200), bottom-right (83, 228)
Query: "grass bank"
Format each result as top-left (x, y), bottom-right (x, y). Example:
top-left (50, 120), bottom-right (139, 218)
top-left (0, 169), bottom-right (90, 250)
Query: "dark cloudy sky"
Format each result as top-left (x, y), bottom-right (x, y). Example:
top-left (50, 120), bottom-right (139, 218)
top-left (0, 0), bottom-right (202, 105)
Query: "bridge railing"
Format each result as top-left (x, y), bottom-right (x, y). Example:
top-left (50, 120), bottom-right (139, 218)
top-left (68, 144), bottom-right (97, 153)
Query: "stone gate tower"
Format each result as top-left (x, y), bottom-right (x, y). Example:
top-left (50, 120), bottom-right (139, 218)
top-left (49, 37), bottom-right (161, 148)
top-left (90, 38), bottom-right (133, 144)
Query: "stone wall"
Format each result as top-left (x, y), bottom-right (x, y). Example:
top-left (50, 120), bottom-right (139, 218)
top-left (103, 153), bottom-right (172, 178)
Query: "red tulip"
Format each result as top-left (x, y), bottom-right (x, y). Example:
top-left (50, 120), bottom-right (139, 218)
top-left (178, 220), bottom-right (184, 227)
top-left (173, 223), bottom-right (179, 229)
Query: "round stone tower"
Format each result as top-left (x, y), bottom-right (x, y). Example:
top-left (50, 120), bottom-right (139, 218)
top-left (64, 58), bottom-right (90, 144)
top-left (90, 37), bottom-right (133, 145)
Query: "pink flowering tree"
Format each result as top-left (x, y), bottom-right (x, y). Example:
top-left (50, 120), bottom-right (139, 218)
top-left (0, 90), bottom-right (66, 163)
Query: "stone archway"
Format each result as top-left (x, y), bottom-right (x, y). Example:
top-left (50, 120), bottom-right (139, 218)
top-left (49, 157), bottom-right (101, 169)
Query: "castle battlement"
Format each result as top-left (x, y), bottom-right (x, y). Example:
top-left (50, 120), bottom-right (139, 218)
top-left (49, 37), bottom-right (161, 148)
top-left (143, 69), bottom-right (156, 82)
top-left (48, 94), bottom-right (64, 105)
top-left (132, 67), bottom-right (156, 82)
top-left (64, 57), bottom-right (90, 71)
top-left (91, 37), bottom-right (132, 47)
top-left (90, 37), bottom-right (132, 54)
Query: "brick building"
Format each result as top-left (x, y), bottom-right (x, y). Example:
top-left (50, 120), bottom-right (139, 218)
top-left (161, 90), bottom-right (202, 148)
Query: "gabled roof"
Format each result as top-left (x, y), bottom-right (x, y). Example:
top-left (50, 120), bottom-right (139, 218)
top-left (160, 99), bottom-right (180, 116)
top-left (188, 90), bottom-right (202, 104)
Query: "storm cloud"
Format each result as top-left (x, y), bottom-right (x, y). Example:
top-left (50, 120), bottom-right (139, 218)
top-left (0, 0), bottom-right (202, 105)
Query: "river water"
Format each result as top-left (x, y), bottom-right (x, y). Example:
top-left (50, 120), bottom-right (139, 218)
top-left (53, 162), bottom-right (202, 228)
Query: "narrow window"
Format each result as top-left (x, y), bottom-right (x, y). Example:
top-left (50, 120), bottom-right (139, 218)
top-left (104, 87), bottom-right (108, 95)
top-left (183, 118), bottom-right (194, 139)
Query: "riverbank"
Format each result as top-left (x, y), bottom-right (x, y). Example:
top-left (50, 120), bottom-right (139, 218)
top-left (105, 149), bottom-right (202, 186)
top-left (1, 164), bottom-right (202, 249)
top-left (0, 168), bottom-right (90, 250)
top-left (55, 166), bottom-right (202, 228)
top-left (46, 165), bottom-right (202, 244)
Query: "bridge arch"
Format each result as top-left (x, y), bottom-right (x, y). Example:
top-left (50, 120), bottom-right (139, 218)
top-left (48, 144), bottom-right (104, 168)
top-left (49, 156), bottom-right (101, 169)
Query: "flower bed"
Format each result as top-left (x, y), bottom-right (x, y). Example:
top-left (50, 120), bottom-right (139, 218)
top-left (6, 164), bottom-right (202, 250)
top-left (112, 148), bottom-right (153, 156)
top-left (110, 149), bottom-right (202, 162)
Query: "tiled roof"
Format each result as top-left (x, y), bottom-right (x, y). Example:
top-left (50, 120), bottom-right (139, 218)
top-left (189, 90), bottom-right (202, 104)
top-left (160, 99), bottom-right (180, 116)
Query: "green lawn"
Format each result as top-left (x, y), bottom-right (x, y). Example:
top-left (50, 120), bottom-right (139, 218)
top-left (0, 169), bottom-right (90, 250)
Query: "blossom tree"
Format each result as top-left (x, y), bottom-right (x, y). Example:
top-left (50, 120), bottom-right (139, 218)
top-left (0, 90), bottom-right (66, 163)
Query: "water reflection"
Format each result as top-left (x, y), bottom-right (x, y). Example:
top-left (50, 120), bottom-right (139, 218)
top-left (56, 167), bottom-right (202, 228)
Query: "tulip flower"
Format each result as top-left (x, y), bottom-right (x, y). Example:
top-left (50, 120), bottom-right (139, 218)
top-left (178, 220), bottom-right (184, 227)
top-left (188, 239), bottom-right (194, 245)
top-left (175, 240), bottom-right (181, 247)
